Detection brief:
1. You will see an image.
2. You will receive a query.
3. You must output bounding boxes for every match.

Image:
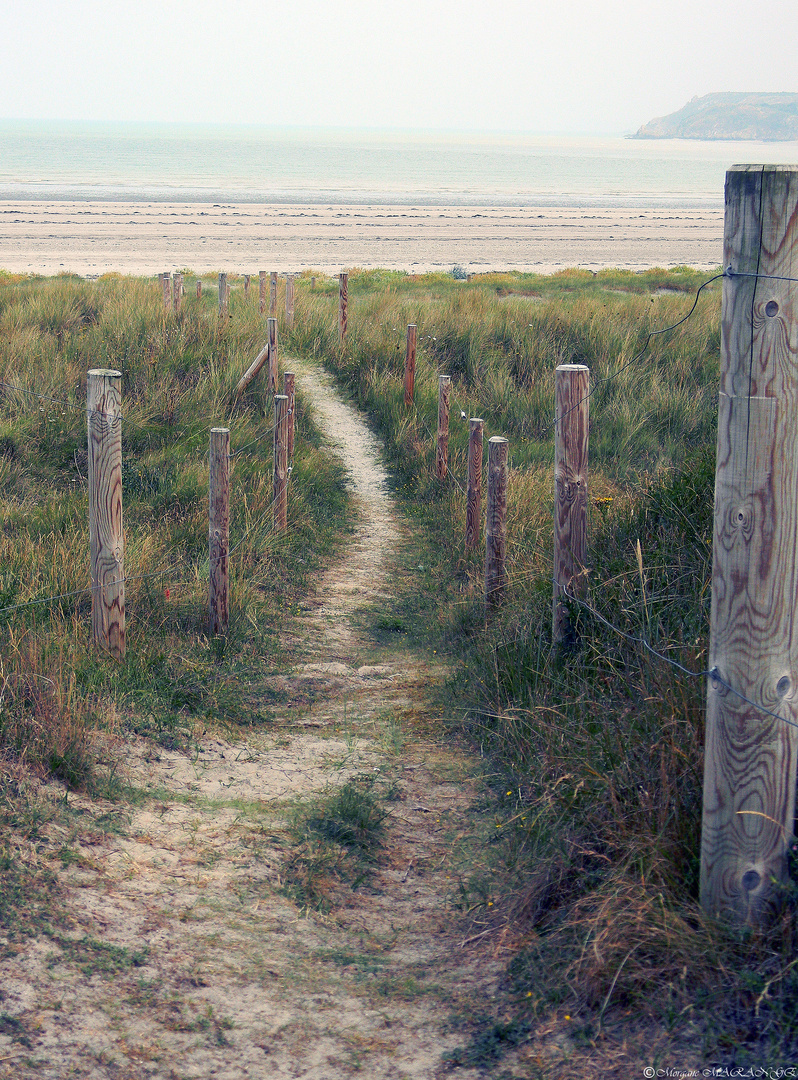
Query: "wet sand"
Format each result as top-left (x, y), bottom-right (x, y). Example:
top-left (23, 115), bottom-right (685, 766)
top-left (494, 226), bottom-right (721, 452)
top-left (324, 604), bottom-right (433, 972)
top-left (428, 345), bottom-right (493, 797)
top-left (0, 201), bottom-right (724, 276)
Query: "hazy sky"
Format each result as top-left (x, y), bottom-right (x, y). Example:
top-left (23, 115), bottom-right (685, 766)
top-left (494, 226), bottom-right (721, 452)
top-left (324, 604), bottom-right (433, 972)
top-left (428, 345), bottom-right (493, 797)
top-left (1, 0), bottom-right (796, 134)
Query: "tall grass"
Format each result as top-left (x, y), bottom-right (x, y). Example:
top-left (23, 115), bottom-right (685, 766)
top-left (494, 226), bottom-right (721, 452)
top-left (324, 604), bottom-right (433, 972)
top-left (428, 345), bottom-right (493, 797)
top-left (285, 267), bottom-right (798, 1065)
top-left (0, 272), bottom-right (349, 788)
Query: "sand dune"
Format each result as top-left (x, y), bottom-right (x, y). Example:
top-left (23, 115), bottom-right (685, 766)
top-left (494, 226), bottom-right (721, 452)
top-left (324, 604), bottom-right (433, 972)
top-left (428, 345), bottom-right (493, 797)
top-left (0, 201), bottom-right (724, 275)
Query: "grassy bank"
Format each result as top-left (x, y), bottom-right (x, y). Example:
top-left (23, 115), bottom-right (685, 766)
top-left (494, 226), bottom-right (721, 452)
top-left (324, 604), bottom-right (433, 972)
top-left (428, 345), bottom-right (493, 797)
top-left (0, 271), bottom-right (349, 795)
top-left (284, 267), bottom-right (798, 1068)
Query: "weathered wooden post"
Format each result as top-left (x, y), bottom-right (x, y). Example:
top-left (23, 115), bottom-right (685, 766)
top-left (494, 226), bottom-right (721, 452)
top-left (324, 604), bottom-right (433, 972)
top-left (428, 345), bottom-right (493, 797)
top-left (403, 324), bottom-right (417, 407)
top-left (234, 339), bottom-right (270, 401)
top-left (209, 427), bottom-right (230, 636)
top-left (259, 270), bottom-right (266, 314)
top-left (701, 165), bottom-right (798, 924)
top-left (87, 369), bottom-right (125, 659)
top-left (311, 276), bottom-right (316, 291)
top-left (269, 272), bottom-right (277, 317)
top-left (466, 418), bottom-right (484, 550)
top-left (267, 317), bottom-right (278, 395)
top-left (286, 274), bottom-right (295, 329)
top-left (436, 375), bottom-right (451, 480)
top-left (485, 436), bottom-right (508, 610)
top-left (283, 371), bottom-right (296, 459)
top-left (218, 273), bottom-right (228, 322)
top-left (338, 271), bottom-right (348, 346)
top-left (244, 274), bottom-right (251, 298)
top-left (173, 273), bottom-right (182, 314)
top-left (274, 394), bottom-right (289, 531)
top-left (196, 278), bottom-right (202, 299)
top-left (161, 272), bottom-right (172, 312)
top-left (553, 364), bottom-right (589, 646)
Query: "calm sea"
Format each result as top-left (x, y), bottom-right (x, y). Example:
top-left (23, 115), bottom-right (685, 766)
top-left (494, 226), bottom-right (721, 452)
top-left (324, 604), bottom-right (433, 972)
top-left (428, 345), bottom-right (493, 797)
top-left (2, 120), bottom-right (798, 207)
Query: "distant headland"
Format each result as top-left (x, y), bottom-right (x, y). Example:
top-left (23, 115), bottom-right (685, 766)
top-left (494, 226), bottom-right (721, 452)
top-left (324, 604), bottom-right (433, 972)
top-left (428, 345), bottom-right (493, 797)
top-left (630, 92), bottom-right (798, 141)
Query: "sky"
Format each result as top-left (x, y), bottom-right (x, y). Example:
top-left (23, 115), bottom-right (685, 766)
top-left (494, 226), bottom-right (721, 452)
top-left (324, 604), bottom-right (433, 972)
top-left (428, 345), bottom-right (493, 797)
top-left (1, 0), bottom-right (796, 134)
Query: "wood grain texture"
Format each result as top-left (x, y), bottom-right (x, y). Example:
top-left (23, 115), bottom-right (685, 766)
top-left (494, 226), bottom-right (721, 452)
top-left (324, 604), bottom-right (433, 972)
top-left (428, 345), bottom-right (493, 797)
top-left (466, 418), bottom-right (483, 551)
top-left (244, 274), bottom-right (251, 297)
top-left (267, 318), bottom-right (278, 396)
top-left (259, 270), bottom-right (266, 314)
top-left (285, 275), bottom-right (295, 329)
top-left (273, 395), bottom-right (289, 531)
top-left (701, 166), bottom-right (798, 922)
top-left (196, 278), bottom-right (202, 299)
top-left (553, 364), bottom-right (589, 646)
top-left (269, 272), bottom-right (277, 317)
top-left (436, 376), bottom-right (451, 481)
top-left (234, 340), bottom-right (270, 401)
top-left (283, 371), bottom-right (296, 460)
top-left (172, 273), bottom-right (182, 314)
top-left (339, 272), bottom-right (348, 346)
top-left (160, 272), bottom-right (171, 312)
top-left (87, 369), bottom-right (125, 659)
top-left (403, 324), bottom-right (417, 407)
top-left (485, 436), bottom-right (508, 609)
top-left (218, 273), bottom-right (228, 321)
top-left (209, 427), bottom-right (230, 636)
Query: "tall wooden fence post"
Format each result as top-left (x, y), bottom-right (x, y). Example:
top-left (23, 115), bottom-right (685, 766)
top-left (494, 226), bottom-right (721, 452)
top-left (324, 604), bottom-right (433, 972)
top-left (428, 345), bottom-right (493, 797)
top-left (244, 274), bottom-right (251, 298)
top-left (269, 272), bottom-right (277, 317)
top-left (283, 371), bottom-right (296, 459)
top-left (161, 272), bottom-right (172, 312)
top-left (553, 363), bottom-right (589, 646)
top-left (466, 418), bottom-right (483, 551)
top-left (173, 272), bottom-right (182, 314)
top-left (259, 270), bottom-right (266, 314)
top-left (286, 275), bottom-right (295, 329)
top-left (196, 278), bottom-right (202, 299)
top-left (209, 427), bottom-right (230, 636)
top-left (218, 272), bottom-right (228, 323)
top-left (267, 317), bottom-right (278, 395)
top-left (274, 394), bottom-right (289, 531)
top-left (338, 271), bottom-right (348, 346)
top-left (436, 375), bottom-right (451, 480)
top-left (404, 324), bottom-right (417, 407)
top-left (87, 369), bottom-right (125, 660)
top-left (701, 165), bottom-right (798, 924)
top-left (485, 436), bottom-right (508, 610)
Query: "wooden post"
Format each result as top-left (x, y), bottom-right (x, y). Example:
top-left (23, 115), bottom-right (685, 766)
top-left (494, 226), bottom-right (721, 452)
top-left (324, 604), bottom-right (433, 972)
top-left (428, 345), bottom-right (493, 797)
top-left (338, 271), bottom-right (348, 346)
top-left (701, 165), bottom-right (798, 924)
top-left (553, 364), bottom-right (589, 646)
top-left (269, 272), bottom-right (277, 317)
top-left (283, 371), bottom-right (296, 459)
top-left (209, 427), bottom-right (230, 636)
top-left (403, 324), bottom-right (417, 407)
top-left (259, 270), bottom-right (266, 314)
top-left (196, 278), bottom-right (202, 299)
top-left (286, 275), bottom-right (294, 329)
top-left (244, 274), bottom-right (251, 298)
top-left (234, 339), bottom-right (270, 400)
top-left (466, 418), bottom-right (483, 550)
top-left (87, 369), bottom-right (125, 659)
top-left (311, 276), bottom-right (316, 290)
top-left (173, 273), bottom-right (182, 314)
top-left (485, 436), bottom-right (508, 610)
top-left (436, 375), bottom-right (451, 480)
top-left (274, 394), bottom-right (289, 531)
top-left (267, 317), bottom-right (278, 395)
top-left (218, 273), bottom-right (228, 322)
top-left (161, 272), bottom-right (171, 312)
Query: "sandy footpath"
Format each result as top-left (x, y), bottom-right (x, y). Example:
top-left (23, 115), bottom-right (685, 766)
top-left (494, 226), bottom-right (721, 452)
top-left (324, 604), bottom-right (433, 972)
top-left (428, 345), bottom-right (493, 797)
top-left (0, 201), bottom-right (724, 276)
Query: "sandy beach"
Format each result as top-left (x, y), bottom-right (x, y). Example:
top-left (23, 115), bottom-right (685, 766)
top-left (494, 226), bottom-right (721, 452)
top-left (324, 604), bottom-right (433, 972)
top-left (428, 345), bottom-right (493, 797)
top-left (0, 201), bottom-right (724, 276)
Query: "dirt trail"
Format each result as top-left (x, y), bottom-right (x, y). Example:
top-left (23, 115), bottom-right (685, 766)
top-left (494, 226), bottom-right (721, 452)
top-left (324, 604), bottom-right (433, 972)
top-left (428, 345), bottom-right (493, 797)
top-left (0, 360), bottom-right (512, 1079)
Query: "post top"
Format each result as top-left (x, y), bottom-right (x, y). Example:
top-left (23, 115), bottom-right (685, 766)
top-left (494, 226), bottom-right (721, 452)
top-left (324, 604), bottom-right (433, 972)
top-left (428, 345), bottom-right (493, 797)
top-left (556, 363), bottom-right (590, 372)
top-left (274, 394), bottom-right (289, 401)
top-left (88, 368), bottom-right (122, 378)
top-left (470, 417), bottom-right (484, 424)
top-left (210, 427), bottom-right (230, 434)
top-left (728, 164), bottom-right (798, 173)
top-left (488, 435), bottom-right (509, 444)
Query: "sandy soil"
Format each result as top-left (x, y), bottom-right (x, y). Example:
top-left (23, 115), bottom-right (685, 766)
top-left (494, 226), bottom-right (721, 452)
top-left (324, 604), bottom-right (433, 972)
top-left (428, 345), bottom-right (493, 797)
top-left (0, 201), bottom-right (725, 276)
top-left (0, 360), bottom-right (536, 1080)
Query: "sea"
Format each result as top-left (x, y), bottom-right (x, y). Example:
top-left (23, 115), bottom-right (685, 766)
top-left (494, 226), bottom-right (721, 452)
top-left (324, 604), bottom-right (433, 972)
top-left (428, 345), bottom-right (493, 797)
top-left (1, 120), bottom-right (798, 208)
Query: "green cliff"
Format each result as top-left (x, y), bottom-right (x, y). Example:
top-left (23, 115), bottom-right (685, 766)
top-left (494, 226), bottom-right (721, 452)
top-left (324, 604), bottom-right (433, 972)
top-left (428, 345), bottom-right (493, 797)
top-left (631, 92), bottom-right (798, 141)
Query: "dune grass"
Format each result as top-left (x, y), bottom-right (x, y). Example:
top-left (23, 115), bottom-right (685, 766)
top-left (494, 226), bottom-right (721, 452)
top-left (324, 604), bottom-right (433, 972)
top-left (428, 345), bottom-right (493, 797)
top-left (283, 266), bottom-right (798, 1068)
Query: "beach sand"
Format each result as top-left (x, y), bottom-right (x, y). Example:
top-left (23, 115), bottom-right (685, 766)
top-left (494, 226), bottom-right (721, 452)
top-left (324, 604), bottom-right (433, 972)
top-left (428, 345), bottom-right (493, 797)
top-left (0, 201), bottom-right (724, 276)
